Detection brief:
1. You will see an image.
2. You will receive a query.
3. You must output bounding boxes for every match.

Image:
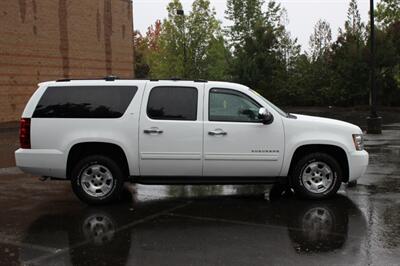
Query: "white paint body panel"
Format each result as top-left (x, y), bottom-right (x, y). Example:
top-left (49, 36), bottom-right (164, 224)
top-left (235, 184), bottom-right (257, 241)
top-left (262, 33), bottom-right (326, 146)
top-left (15, 80), bottom-right (368, 182)
top-left (138, 81), bottom-right (204, 176)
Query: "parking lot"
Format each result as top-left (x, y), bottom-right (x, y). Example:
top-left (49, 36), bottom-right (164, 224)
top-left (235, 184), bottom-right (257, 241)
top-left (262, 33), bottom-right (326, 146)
top-left (0, 123), bottom-right (399, 266)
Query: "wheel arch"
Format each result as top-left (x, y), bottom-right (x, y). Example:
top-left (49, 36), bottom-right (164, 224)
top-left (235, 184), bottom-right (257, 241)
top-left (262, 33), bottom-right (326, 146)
top-left (287, 144), bottom-right (350, 183)
top-left (66, 142), bottom-right (130, 180)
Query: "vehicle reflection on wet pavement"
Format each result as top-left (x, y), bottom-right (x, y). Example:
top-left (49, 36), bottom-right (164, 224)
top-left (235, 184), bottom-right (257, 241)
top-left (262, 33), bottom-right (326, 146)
top-left (3, 184), bottom-right (370, 266)
top-left (0, 126), bottom-right (399, 265)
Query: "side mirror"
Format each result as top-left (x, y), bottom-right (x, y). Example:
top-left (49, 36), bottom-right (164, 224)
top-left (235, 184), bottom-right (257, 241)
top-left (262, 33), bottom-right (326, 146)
top-left (258, 107), bottom-right (274, 125)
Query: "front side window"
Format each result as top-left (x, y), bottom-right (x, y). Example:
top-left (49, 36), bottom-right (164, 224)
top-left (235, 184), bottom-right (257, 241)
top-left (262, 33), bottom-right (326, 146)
top-left (147, 86), bottom-right (198, 120)
top-left (33, 86), bottom-right (137, 118)
top-left (209, 88), bottom-right (261, 122)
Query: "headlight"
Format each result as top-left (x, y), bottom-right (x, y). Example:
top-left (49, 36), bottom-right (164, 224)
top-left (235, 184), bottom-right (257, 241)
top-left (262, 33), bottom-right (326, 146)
top-left (352, 134), bottom-right (364, 151)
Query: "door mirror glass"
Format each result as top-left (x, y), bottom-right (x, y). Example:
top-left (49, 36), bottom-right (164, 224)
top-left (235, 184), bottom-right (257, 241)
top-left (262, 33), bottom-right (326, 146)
top-left (258, 107), bottom-right (274, 124)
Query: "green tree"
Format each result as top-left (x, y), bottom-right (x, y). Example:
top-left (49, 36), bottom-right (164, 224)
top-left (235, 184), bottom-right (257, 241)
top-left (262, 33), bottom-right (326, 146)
top-left (372, 23), bottom-right (400, 105)
top-left (150, 0), bottom-right (186, 78)
top-left (225, 0), bottom-right (264, 47)
top-left (233, 22), bottom-right (281, 96)
top-left (376, 0), bottom-right (400, 27)
top-left (225, 0), bottom-right (300, 104)
top-left (296, 19), bottom-right (333, 105)
top-left (206, 36), bottom-right (232, 80)
top-left (150, 0), bottom-right (229, 80)
top-left (271, 5), bottom-right (301, 70)
top-left (309, 19), bottom-right (332, 62)
top-left (133, 20), bottom-right (162, 78)
top-left (134, 0), bottom-right (400, 107)
top-left (186, 0), bottom-right (225, 78)
top-left (265, 0), bottom-right (284, 30)
top-left (375, 1), bottom-right (400, 105)
top-left (133, 31), bottom-right (150, 78)
top-left (344, 0), bottom-right (365, 38)
top-left (288, 54), bottom-right (315, 105)
top-left (329, 0), bottom-right (369, 106)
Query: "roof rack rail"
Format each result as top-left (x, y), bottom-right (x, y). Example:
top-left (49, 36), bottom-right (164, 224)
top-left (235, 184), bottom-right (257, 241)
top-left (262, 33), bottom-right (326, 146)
top-left (56, 76), bottom-right (121, 82)
top-left (157, 78), bottom-right (208, 82)
top-left (104, 75), bottom-right (119, 81)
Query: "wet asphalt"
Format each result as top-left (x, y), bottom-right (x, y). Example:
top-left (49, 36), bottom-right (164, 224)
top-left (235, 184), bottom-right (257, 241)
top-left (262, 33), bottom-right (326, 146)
top-left (0, 123), bottom-right (399, 265)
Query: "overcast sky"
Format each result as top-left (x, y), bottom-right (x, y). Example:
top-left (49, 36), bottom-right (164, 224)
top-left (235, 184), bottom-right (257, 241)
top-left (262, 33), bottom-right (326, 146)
top-left (133, 0), bottom-right (374, 51)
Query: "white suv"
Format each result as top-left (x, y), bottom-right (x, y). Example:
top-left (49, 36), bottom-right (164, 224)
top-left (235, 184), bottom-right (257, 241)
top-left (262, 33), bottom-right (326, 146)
top-left (15, 77), bottom-right (369, 204)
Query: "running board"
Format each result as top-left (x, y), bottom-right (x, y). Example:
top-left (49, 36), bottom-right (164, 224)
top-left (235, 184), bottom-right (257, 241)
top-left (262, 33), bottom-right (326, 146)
top-left (129, 176), bottom-right (286, 185)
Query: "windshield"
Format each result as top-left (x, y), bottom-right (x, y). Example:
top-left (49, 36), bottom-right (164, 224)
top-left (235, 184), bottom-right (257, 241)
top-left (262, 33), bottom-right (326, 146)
top-left (248, 89), bottom-right (288, 117)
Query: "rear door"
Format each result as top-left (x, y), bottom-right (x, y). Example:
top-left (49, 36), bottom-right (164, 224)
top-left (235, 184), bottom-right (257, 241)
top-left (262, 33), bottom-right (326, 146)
top-left (139, 81), bottom-right (204, 176)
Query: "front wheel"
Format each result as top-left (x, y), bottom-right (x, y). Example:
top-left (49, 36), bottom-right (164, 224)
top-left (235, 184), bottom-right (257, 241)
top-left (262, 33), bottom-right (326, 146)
top-left (291, 152), bottom-right (342, 199)
top-left (71, 155), bottom-right (125, 205)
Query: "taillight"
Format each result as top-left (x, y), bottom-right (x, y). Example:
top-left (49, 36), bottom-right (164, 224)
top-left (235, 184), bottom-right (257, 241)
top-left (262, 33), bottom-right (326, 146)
top-left (19, 118), bottom-right (31, 149)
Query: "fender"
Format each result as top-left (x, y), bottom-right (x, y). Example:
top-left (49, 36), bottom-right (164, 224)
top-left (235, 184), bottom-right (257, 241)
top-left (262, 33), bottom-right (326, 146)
top-left (280, 138), bottom-right (350, 177)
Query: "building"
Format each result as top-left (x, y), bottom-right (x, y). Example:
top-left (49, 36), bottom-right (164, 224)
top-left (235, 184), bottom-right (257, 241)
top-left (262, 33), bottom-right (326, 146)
top-left (0, 0), bottom-right (134, 122)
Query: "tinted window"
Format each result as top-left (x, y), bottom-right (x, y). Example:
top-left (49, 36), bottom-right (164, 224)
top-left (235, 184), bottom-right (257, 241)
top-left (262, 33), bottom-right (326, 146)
top-left (33, 86), bottom-right (137, 118)
top-left (147, 86), bottom-right (198, 120)
top-left (209, 88), bottom-right (261, 122)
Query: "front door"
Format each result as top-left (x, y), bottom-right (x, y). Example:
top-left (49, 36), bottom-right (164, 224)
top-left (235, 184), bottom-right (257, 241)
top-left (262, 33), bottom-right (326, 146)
top-left (139, 82), bottom-right (204, 176)
top-left (203, 86), bottom-right (284, 176)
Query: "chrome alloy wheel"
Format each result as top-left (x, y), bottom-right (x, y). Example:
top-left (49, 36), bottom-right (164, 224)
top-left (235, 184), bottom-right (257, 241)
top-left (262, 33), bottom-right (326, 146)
top-left (80, 164), bottom-right (114, 197)
top-left (301, 161), bottom-right (333, 194)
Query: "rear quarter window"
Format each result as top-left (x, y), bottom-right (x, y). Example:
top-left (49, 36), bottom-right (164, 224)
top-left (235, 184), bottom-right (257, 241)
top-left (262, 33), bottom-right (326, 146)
top-left (33, 86), bottom-right (137, 118)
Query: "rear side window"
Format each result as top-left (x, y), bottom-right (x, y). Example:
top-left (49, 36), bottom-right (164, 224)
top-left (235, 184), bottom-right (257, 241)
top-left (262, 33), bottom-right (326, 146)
top-left (147, 86), bottom-right (198, 120)
top-left (33, 86), bottom-right (137, 118)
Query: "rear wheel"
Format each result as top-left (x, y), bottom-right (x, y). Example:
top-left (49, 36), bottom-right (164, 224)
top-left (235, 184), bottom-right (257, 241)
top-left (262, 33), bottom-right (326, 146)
top-left (71, 155), bottom-right (125, 205)
top-left (291, 152), bottom-right (342, 199)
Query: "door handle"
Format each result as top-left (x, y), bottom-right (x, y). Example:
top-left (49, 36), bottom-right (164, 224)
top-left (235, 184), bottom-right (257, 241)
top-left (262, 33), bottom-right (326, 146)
top-left (208, 129), bottom-right (227, 136)
top-left (144, 128), bottom-right (163, 134)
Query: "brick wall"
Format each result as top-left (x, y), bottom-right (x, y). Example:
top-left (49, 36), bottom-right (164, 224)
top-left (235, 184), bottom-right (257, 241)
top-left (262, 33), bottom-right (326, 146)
top-left (0, 0), bottom-right (134, 122)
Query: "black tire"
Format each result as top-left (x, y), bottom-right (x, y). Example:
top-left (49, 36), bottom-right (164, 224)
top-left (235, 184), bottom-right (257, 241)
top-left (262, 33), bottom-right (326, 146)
top-left (291, 152), bottom-right (342, 199)
top-left (71, 155), bottom-right (125, 205)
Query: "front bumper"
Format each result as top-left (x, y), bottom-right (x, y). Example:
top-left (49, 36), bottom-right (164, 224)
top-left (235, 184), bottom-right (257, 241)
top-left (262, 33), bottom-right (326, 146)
top-left (347, 150), bottom-right (369, 182)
